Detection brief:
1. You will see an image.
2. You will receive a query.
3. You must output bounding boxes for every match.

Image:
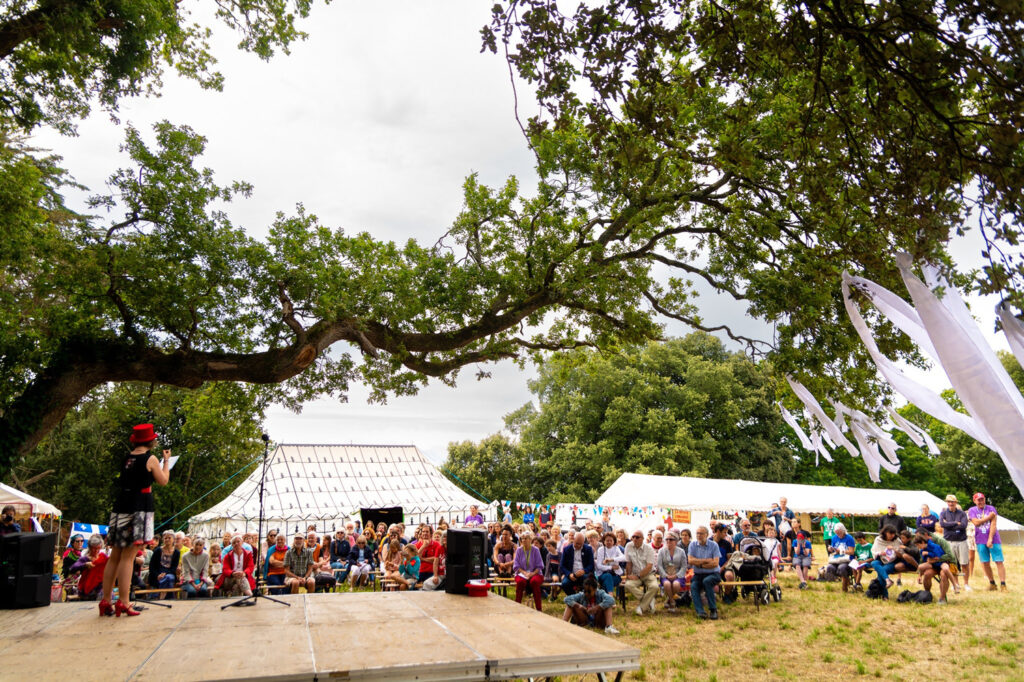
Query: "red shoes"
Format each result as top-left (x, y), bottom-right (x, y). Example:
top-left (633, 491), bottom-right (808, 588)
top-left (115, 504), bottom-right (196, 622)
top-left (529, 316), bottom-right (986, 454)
top-left (98, 599), bottom-right (114, 617)
top-left (114, 600), bottom-right (141, 617)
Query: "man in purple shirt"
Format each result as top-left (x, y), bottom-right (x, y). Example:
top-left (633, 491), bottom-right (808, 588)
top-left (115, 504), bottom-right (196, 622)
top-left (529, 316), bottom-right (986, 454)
top-left (968, 492), bottom-right (1006, 591)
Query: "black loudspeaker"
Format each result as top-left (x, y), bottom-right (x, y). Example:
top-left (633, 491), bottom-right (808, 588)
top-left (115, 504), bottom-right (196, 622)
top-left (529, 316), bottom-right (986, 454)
top-left (0, 532), bottom-right (57, 609)
top-left (445, 528), bottom-right (489, 595)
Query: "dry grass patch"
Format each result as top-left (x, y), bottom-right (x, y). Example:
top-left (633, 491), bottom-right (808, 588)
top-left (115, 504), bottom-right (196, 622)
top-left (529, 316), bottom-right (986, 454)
top-left (527, 544), bottom-right (1024, 681)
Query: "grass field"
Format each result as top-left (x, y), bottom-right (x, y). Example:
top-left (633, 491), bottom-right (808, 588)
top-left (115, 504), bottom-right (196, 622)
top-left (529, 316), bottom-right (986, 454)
top-left (525, 544), bottom-right (1024, 682)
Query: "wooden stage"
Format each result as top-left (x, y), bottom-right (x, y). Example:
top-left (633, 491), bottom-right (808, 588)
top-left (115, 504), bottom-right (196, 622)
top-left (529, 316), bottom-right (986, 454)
top-left (0, 591), bottom-right (639, 681)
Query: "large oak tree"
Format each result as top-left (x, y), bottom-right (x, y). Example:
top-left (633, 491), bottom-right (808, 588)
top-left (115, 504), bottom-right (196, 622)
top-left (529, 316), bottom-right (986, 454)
top-left (3, 0), bottom-right (1024, 476)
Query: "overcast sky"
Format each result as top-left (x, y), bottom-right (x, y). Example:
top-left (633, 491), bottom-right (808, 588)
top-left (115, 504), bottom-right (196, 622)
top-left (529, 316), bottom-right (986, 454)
top-left (29, 1), bottom-right (1010, 465)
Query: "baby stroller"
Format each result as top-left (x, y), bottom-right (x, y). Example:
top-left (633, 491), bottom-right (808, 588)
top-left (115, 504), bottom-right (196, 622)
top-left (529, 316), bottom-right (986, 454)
top-left (735, 537), bottom-right (781, 607)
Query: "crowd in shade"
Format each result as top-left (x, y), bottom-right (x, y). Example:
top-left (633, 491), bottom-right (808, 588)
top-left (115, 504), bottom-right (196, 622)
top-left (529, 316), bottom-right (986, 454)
top-left (55, 494), bottom-right (1008, 628)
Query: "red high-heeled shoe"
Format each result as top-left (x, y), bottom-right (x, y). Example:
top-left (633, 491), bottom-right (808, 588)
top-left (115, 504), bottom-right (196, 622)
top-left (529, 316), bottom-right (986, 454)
top-left (114, 600), bottom-right (141, 617)
top-left (98, 599), bottom-right (114, 617)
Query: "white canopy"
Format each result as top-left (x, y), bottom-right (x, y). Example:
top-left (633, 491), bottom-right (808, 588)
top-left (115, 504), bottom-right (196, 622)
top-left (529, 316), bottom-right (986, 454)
top-left (595, 473), bottom-right (1023, 539)
top-left (0, 482), bottom-right (62, 517)
top-left (188, 444), bottom-right (484, 537)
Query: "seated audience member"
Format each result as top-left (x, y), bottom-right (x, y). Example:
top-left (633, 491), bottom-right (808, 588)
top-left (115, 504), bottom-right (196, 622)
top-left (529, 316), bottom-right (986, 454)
top-left (679, 528), bottom-right (693, 548)
top-left (615, 528), bottom-right (629, 549)
top-left (362, 527), bottom-right (378, 557)
top-left (687, 526), bottom-right (722, 620)
top-left (849, 532), bottom-right (873, 589)
top-left (595, 532), bottom-right (625, 595)
top-left (586, 529), bottom-right (601, 553)
top-left (348, 535), bottom-right (375, 588)
top-left (732, 519), bottom-right (756, 545)
top-left (148, 531), bottom-right (180, 596)
top-left (870, 525), bottom-right (902, 588)
top-left (0, 504), bottom-right (21, 535)
top-left (792, 529), bottom-right (814, 590)
top-left (824, 523), bottom-right (855, 591)
top-left (417, 526), bottom-right (441, 584)
top-left (916, 504), bottom-right (939, 534)
top-left (217, 535), bottom-right (255, 597)
top-left (915, 533), bottom-right (953, 604)
top-left (62, 534), bottom-right (85, 579)
top-left (650, 530), bottom-right (665, 554)
top-left (563, 576), bottom-right (619, 634)
top-left (261, 528), bottom-right (279, 558)
top-left (514, 531), bottom-right (546, 610)
top-left (69, 534), bottom-right (108, 600)
top-left (422, 531), bottom-right (448, 591)
top-left (895, 529), bottom-right (921, 579)
top-left (208, 543), bottom-right (223, 582)
top-left (544, 539), bottom-right (562, 594)
top-left (713, 524), bottom-right (737, 601)
top-left (312, 545), bottom-right (337, 592)
top-left (493, 526), bottom-right (517, 578)
top-left (221, 532), bottom-right (233, 556)
top-left (283, 533), bottom-right (314, 594)
top-left (657, 532), bottom-right (688, 612)
top-left (560, 531), bottom-right (595, 596)
top-left (265, 534), bottom-right (290, 595)
top-left (181, 536), bottom-right (213, 598)
top-left (395, 544), bottom-right (420, 590)
top-left (624, 530), bottom-right (659, 615)
top-left (920, 527), bottom-right (961, 592)
top-left (330, 530), bottom-right (351, 579)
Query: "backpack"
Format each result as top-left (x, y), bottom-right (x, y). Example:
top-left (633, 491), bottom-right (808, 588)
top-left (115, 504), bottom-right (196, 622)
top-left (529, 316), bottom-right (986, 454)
top-left (912, 590), bottom-right (933, 604)
top-left (865, 577), bottom-right (888, 600)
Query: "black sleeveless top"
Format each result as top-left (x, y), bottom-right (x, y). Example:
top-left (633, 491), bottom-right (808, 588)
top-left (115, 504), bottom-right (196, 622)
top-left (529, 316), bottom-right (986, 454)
top-left (113, 453), bottom-right (155, 513)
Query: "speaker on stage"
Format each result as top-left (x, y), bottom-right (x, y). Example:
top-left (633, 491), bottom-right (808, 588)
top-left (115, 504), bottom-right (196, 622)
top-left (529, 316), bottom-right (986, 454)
top-left (0, 532), bottom-right (57, 609)
top-left (445, 528), bottom-right (488, 595)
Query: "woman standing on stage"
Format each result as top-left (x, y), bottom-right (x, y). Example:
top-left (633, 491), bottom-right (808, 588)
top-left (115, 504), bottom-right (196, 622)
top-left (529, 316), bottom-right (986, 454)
top-left (99, 424), bottom-right (171, 617)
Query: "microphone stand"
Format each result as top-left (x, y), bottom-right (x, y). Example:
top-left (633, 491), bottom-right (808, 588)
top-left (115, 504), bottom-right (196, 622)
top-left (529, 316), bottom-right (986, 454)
top-left (224, 434), bottom-right (289, 609)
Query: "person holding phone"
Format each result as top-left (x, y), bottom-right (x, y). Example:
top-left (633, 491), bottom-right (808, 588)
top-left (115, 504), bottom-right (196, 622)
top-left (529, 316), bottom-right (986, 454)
top-left (100, 423), bottom-right (171, 617)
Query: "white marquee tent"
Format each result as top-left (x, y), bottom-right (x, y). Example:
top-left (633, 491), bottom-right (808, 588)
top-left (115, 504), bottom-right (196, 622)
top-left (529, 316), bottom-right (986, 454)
top-left (188, 444), bottom-right (485, 538)
top-left (596, 473), bottom-right (1024, 544)
top-left (0, 482), bottom-right (61, 517)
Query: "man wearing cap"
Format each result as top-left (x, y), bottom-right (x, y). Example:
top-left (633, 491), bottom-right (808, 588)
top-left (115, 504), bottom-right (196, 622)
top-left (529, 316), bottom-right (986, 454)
top-left (968, 492), bottom-right (1007, 591)
top-left (938, 494), bottom-right (971, 587)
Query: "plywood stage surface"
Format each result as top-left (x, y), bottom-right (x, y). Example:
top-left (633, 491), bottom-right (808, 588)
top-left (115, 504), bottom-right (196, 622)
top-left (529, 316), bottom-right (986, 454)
top-left (0, 591), bottom-right (639, 681)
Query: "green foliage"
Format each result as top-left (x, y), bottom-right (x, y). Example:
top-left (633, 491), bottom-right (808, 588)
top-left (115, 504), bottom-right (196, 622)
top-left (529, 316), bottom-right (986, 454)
top-left (12, 381), bottom-right (263, 527)
top-left (0, 0), bottom-right (323, 133)
top-left (444, 333), bottom-right (794, 501)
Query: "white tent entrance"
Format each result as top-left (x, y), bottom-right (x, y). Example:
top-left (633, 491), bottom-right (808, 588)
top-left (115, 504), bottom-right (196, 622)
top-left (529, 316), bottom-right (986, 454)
top-left (187, 444), bottom-right (485, 538)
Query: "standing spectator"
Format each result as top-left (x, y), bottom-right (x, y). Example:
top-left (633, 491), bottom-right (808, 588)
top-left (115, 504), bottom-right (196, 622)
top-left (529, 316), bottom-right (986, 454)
top-left (502, 505), bottom-right (512, 524)
top-left (687, 526), bottom-right (722, 620)
top-left (514, 531), bottom-right (545, 610)
top-left (773, 498), bottom-right (796, 562)
top-left (522, 506), bottom-right (535, 527)
top-left (538, 506), bottom-right (552, 529)
top-left (560, 531), bottom-right (595, 596)
top-left (623, 530), bottom-right (659, 615)
top-left (968, 492), bottom-right (1007, 591)
top-left (181, 537), bottom-right (213, 598)
top-left (878, 503), bottom-right (908, 534)
top-left (939, 495), bottom-right (970, 588)
top-left (792, 529), bottom-right (813, 590)
top-left (600, 509), bottom-right (613, 534)
top-left (217, 535), bottom-right (255, 597)
top-left (0, 505), bottom-right (21, 535)
top-left (282, 533), bottom-right (314, 593)
top-left (916, 504), bottom-right (939, 534)
top-left (464, 505), bottom-right (485, 527)
top-left (562, 576), bottom-right (619, 635)
top-left (595, 532), bottom-right (624, 595)
top-left (815, 508), bottom-right (842, 544)
top-left (657, 532), bottom-right (688, 612)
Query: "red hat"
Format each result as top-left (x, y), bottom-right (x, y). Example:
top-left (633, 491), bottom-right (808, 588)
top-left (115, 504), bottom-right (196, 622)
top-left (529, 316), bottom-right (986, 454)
top-left (130, 423), bottom-right (158, 444)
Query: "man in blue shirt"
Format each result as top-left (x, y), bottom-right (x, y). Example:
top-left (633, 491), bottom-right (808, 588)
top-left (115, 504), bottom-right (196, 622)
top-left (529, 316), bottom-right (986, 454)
top-left (688, 526), bottom-right (722, 620)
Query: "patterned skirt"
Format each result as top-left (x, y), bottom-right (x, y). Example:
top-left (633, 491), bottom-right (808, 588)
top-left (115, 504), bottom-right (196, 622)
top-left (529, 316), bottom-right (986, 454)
top-left (107, 511), bottom-right (155, 548)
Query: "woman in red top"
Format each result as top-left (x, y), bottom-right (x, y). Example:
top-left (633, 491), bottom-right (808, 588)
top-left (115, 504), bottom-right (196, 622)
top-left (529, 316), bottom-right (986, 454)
top-left (100, 424), bottom-right (171, 617)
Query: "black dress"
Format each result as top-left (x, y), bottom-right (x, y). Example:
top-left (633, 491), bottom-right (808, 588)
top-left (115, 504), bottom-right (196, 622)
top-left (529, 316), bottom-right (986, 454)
top-left (107, 453), bottom-right (156, 548)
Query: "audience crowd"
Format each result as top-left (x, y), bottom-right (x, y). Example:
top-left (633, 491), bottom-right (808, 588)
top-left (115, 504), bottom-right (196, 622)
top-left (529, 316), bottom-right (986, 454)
top-left (54, 493), bottom-right (1009, 630)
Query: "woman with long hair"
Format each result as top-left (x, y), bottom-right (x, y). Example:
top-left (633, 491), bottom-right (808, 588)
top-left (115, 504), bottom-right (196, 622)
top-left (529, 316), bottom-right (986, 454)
top-left (100, 424), bottom-right (170, 617)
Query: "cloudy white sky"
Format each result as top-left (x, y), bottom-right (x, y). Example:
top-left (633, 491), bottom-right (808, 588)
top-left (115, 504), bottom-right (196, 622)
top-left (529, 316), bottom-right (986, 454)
top-left (29, 1), bottom-right (1010, 465)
